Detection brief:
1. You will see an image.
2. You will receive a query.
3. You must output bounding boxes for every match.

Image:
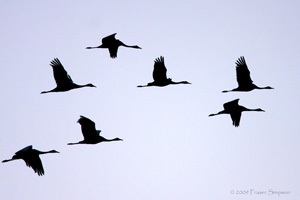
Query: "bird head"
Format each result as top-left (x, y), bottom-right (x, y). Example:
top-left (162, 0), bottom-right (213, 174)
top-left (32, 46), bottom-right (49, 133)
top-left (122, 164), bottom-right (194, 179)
top-left (49, 150), bottom-right (60, 153)
top-left (133, 45), bottom-right (142, 49)
top-left (113, 138), bottom-right (123, 141)
top-left (179, 81), bottom-right (191, 84)
top-left (256, 108), bottom-right (265, 112)
top-left (86, 83), bottom-right (96, 87)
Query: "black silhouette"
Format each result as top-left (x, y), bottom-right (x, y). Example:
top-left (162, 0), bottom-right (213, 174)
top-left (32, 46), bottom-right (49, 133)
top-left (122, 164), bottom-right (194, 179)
top-left (222, 56), bottom-right (273, 92)
top-left (2, 145), bottom-right (59, 176)
top-left (86, 33), bottom-right (141, 58)
top-left (68, 116), bottom-right (123, 145)
top-left (41, 58), bottom-right (96, 94)
top-left (208, 99), bottom-right (265, 127)
top-left (137, 56), bottom-right (191, 87)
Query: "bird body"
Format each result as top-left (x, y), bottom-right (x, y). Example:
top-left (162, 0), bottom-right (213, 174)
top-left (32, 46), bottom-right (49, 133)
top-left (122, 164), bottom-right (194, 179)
top-left (137, 56), bottom-right (191, 87)
top-left (86, 33), bottom-right (141, 58)
top-left (41, 58), bottom-right (96, 94)
top-left (222, 56), bottom-right (273, 92)
top-left (209, 99), bottom-right (265, 127)
top-left (68, 116), bottom-right (123, 145)
top-left (2, 145), bottom-right (59, 176)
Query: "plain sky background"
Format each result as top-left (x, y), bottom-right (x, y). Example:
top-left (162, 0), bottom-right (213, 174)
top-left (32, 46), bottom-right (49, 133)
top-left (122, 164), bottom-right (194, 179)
top-left (1, 1), bottom-right (299, 199)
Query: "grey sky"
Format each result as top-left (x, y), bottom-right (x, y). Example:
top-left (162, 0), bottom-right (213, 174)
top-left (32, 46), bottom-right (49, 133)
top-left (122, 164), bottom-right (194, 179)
top-left (1, 1), bottom-right (299, 199)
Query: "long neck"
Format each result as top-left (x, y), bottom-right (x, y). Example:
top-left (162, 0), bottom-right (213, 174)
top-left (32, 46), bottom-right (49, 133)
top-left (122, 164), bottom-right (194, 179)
top-left (119, 41), bottom-right (140, 49)
top-left (255, 85), bottom-right (273, 90)
top-left (122, 44), bottom-right (136, 48)
top-left (170, 81), bottom-right (187, 85)
top-left (38, 150), bottom-right (58, 155)
top-left (240, 106), bottom-right (263, 112)
top-left (248, 108), bottom-right (262, 111)
top-left (74, 84), bottom-right (86, 89)
top-left (169, 80), bottom-right (191, 85)
top-left (73, 83), bottom-right (95, 89)
top-left (102, 138), bottom-right (122, 142)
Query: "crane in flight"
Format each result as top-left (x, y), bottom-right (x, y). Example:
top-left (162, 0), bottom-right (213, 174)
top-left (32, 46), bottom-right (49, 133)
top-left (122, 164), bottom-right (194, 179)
top-left (41, 58), bottom-right (96, 94)
top-left (68, 116), bottom-right (123, 145)
top-left (86, 33), bottom-right (141, 58)
top-left (137, 56), bottom-right (191, 87)
top-left (209, 99), bottom-right (265, 127)
top-left (222, 56), bottom-right (273, 92)
top-left (2, 145), bottom-right (59, 176)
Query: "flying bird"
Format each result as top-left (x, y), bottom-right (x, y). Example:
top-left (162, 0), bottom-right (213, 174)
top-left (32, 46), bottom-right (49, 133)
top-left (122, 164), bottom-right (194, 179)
top-left (86, 33), bottom-right (141, 58)
top-left (68, 116), bottom-right (123, 145)
top-left (41, 58), bottom-right (96, 94)
top-left (222, 56), bottom-right (273, 92)
top-left (137, 56), bottom-right (191, 87)
top-left (208, 99), bottom-right (265, 127)
top-left (2, 145), bottom-right (59, 176)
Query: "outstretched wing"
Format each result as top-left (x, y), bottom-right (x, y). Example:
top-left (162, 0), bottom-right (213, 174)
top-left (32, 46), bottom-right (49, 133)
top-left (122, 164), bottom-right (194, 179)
top-left (235, 56), bottom-right (253, 87)
top-left (78, 116), bottom-right (99, 140)
top-left (15, 145), bottom-right (32, 155)
top-left (153, 56), bottom-right (168, 82)
top-left (50, 58), bottom-right (73, 86)
top-left (223, 99), bottom-right (241, 127)
top-left (101, 33), bottom-right (119, 58)
top-left (23, 154), bottom-right (45, 176)
top-left (230, 112), bottom-right (242, 127)
top-left (223, 99), bottom-right (239, 110)
top-left (108, 46), bottom-right (118, 58)
top-left (102, 33), bottom-right (117, 44)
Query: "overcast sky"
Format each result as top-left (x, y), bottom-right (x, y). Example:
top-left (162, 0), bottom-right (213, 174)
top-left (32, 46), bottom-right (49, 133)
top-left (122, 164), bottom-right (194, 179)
top-left (1, 1), bottom-right (299, 199)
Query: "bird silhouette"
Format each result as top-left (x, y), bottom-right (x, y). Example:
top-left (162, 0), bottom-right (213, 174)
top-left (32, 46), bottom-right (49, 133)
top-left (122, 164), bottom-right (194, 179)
top-left (41, 58), bottom-right (96, 94)
top-left (68, 116), bottom-right (123, 145)
top-left (222, 56), bottom-right (274, 92)
top-left (86, 33), bottom-right (141, 58)
top-left (2, 145), bottom-right (59, 176)
top-left (208, 99), bottom-right (265, 127)
top-left (137, 56), bottom-right (191, 87)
